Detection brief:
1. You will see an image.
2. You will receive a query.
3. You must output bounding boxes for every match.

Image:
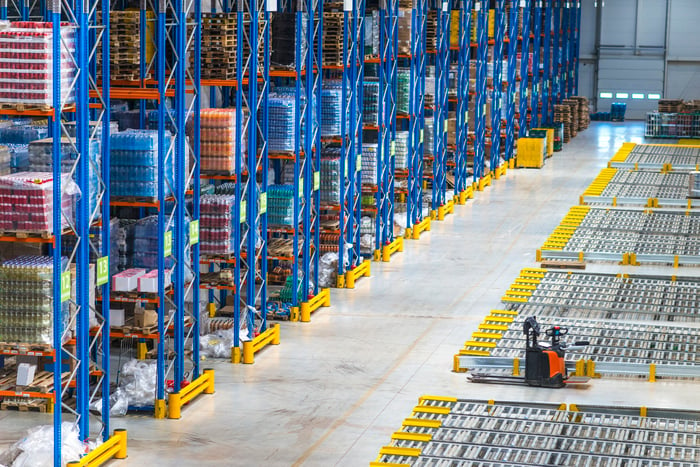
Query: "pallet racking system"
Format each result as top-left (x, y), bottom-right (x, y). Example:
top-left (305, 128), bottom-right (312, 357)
top-left (0, 0), bottom-right (585, 462)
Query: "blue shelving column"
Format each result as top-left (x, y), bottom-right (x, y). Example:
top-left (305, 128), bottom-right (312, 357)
top-left (473, 2), bottom-right (487, 183)
top-left (529, 0), bottom-right (541, 128)
top-left (541, 0), bottom-right (552, 124)
top-left (573, 0), bottom-right (581, 94)
top-left (406, 0), bottom-right (427, 237)
top-left (430, 0), bottom-right (451, 217)
top-left (377, 0), bottom-right (397, 257)
top-left (503, 0), bottom-right (519, 165)
top-left (296, 0), bottom-right (322, 316)
top-left (168, 0), bottom-right (204, 410)
top-left (560, 0), bottom-right (570, 100)
top-left (490, 0), bottom-right (505, 174)
top-left (552, 0), bottom-right (561, 107)
top-left (518, 0), bottom-right (531, 136)
top-left (454, 0), bottom-right (472, 201)
top-left (338, 0), bottom-right (364, 284)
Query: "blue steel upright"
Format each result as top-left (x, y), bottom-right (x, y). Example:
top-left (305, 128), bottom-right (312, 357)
top-left (503, 0), bottom-right (518, 162)
top-left (552, 0), bottom-right (561, 107)
top-left (406, 0), bottom-right (426, 232)
top-left (518, 0), bottom-right (531, 137)
top-left (378, 0), bottom-right (397, 252)
top-left (454, 0), bottom-right (472, 197)
top-left (431, 0), bottom-right (450, 213)
top-left (573, 0), bottom-right (581, 94)
top-left (473, 2), bottom-right (487, 182)
top-left (542, 0), bottom-right (552, 124)
top-left (490, 0), bottom-right (505, 171)
top-left (530, 0), bottom-right (541, 128)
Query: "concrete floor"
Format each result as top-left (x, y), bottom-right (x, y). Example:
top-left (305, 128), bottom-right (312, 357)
top-left (2, 121), bottom-right (699, 466)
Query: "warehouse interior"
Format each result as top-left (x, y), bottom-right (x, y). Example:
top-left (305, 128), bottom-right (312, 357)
top-left (0, 1), bottom-right (699, 466)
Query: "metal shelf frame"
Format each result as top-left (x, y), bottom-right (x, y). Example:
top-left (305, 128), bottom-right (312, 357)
top-left (490, 0), bottom-right (505, 171)
top-left (0, 5), bottom-right (125, 464)
top-left (503, 0), bottom-right (518, 162)
top-left (454, 0), bottom-right (472, 195)
top-left (376, 0), bottom-right (398, 255)
top-left (430, 0), bottom-right (451, 213)
top-left (473, 1), bottom-right (487, 181)
top-left (529, 0), bottom-right (541, 128)
top-left (338, 0), bottom-right (364, 278)
top-left (517, 0), bottom-right (531, 137)
top-left (541, 0), bottom-right (551, 124)
top-left (406, 1), bottom-right (428, 233)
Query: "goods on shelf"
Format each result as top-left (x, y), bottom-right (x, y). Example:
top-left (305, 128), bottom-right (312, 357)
top-left (110, 129), bottom-right (173, 198)
top-left (200, 194), bottom-right (236, 256)
top-left (0, 121), bottom-right (48, 172)
top-left (131, 215), bottom-right (176, 270)
top-left (199, 108), bottom-right (246, 174)
top-left (320, 150), bottom-right (341, 204)
top-left (28, 137), bottom-right (100, 217)
top-left (98, 11), bottom-right (155, 81)
top-left (397, 68), bottom-right (410, 115)
top-left (267, 185), bottom-right (296, 226)
top-left (363, 80), bottom-right (379, 126)
top-left (0, 22), bottom-right (76, 108)
top-left (271, 12), bottom-right (306, 69)
top-left (395, 131), bottom-right (409, 170)
top-left (62, 218), bottom-right (120, 274)
top-left (361, 144), bottom-right (377, 186)
top-left (195, 12), bottom-right (264, 80)
top-left (0, 172), bottom-right (76, 232)
top-left (322, 12), bottom-right (343, 66)
top-left (0, 255), bottom-right (69, 345)
top-left (554, 102), bottom-right (574, 143)
top-left (0, 145), bottom-right (9, 175)
top-left (321, 81), bottom-right (343, 138)
top-left (268, 94), bottom-right (297, 153)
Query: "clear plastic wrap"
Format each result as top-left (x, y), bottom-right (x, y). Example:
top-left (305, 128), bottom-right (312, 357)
top-left (200, 329), bottom-right (233, 358)
top-left (0, 255), bottom-right (69, 345)
top-left (267, 185), bottom-right (296, 226)
top-left (200, 194), bottom-right (236, 256)
top-left (0, 422), bottom-right (94, 467)
top-left (110, 130), bottom-right (173, 198)
top-left (198, 108), bottom-right (247, 174)
top-left (119, 359), bottom-right (156, 407)
top-left (318, 252), bottom-right (338, 288)
top-left (0, 172), bottom-right (78, 232)
top-left (0, 22), bottom-right (77, 107)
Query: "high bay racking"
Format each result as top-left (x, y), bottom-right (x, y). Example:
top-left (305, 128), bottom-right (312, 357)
top-left (0, 1), bottom-right (583, 464)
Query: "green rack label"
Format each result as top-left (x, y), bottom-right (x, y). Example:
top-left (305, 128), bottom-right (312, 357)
top-left (299, 179), bottom-right (304, 197)
top-left (240, 201), bottom-right (247, 223)
top-left (390, 141), bottom-right (396, 157)
top-left (420, 129), bottom-right (424, 144)
top-left (356, 154), bottom-right (362, 172)
top-left (96, 257), bottom-right (109, 287)
top-left (164, 230), bottom-right (172, 258)
top-left (61, 271), bottom-right (71, 303)
top-left (314, 171), bottom-right (320, 191)
top-left (259, 193), bottom-right (268, 214)
top-left (190, 220), bottom-right (199, 246)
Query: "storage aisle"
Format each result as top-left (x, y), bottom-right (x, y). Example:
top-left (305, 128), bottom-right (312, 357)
top-left (3, 122), bottom-right (695, 466)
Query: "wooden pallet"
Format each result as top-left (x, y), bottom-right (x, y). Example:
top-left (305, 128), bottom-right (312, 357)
top-left (111, 195), bottom-right (159, 205)
top-left (0, 103), bottom-right (52, 112)
top-left (0, 342), bottom-right (53, 354)
top-left (1, 397), bottom-right (49, 412)
top-left (112, 322), bottom-right (159, 336)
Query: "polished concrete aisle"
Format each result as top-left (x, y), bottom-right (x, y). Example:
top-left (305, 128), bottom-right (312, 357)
top-left (3, 122), bottom-right (698, 466)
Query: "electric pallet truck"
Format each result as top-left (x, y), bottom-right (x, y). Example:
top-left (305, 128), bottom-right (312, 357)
top-left (468, 317), bottom-right (591, 388)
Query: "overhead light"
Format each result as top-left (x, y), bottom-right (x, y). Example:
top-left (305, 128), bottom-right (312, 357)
top-left (648, 93), bottom-right (661, 100)
top-left (599, 92), bottom-right (613, 99)
top-left (632, 93), bottom-right (645, 99)
top-left (616, 93), bottom-right (629, 99)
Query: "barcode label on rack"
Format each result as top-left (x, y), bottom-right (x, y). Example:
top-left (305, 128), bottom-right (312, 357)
top-left (259, 193), bottom-right (268, 214)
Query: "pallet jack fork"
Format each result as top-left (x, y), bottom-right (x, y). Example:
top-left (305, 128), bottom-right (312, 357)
top-left (468, 317), bottom-right (591, 388)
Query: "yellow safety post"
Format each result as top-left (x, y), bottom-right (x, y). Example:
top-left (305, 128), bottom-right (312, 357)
top-left (135, 341), bottom-right (147, 360)
top-left (231, 346), bottom-right (241, 364)
top-left (66, 429), bottom-right (128, 467)
top-left (649, 363), bottom-right (656, 382)
top-left (168, 369), bottom-right (216, 419)
top-left (207, 303), bottom-right (216, 318)
top-left (154, 399), bottom-right (167, 419)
